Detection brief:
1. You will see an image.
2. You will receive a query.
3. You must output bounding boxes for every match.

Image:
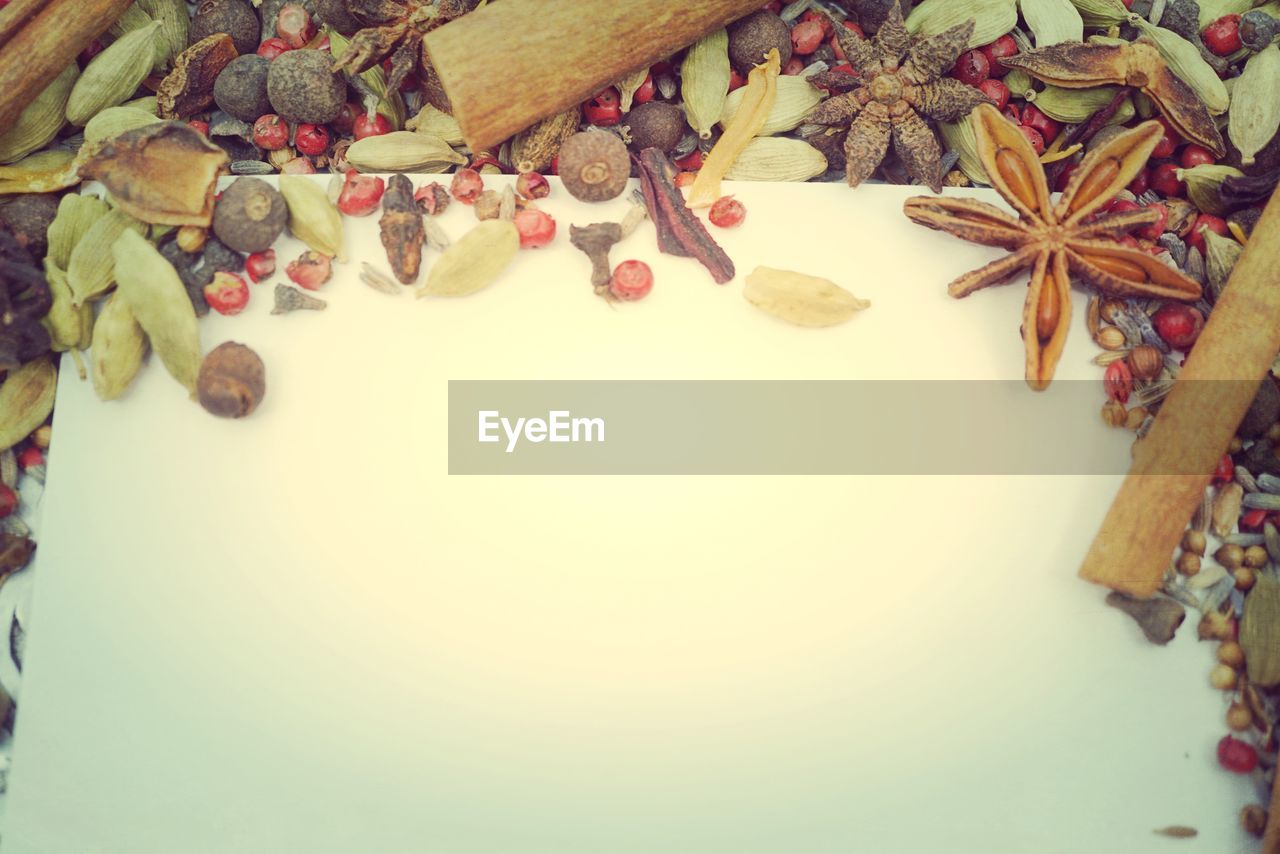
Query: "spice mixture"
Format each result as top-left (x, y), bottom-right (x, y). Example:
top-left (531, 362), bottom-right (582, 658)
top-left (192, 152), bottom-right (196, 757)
top-left (0, 0), bottom-right (1279, 840)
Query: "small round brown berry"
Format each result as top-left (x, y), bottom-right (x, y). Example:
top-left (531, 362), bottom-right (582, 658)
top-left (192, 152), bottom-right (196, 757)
top-left (557, 131), bottom-right (630, 202)
top-left (197, 342), bottom-right (266, 419)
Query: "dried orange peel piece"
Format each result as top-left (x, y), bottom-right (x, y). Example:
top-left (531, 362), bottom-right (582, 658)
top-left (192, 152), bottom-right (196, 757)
top-left (686, 48), bottom-right (780, 209)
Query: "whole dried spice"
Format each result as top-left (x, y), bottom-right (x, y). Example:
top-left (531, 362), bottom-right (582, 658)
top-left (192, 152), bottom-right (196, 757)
top-left (271, 283), bottom-right (327, 314)
top-left (212, 178), bottom-right (287, 254)
top-left (40, 260), bottom-right (81, 353)
top-left (416, 219), bottom-right (519, 298)
top-left (332, 0), bottom-right (477, 97)
top-left (81, 107), bottom-right (163, 150)
top-left (0, 150), bottom-right (81, 196)
top-left (508, 108), bottom-right (580, 174)
top-left (1019, 0), bottom-right (1083, 47)
top-left (112, 229), bottom-right (202, 395)
top-left (720, 75), bottom-right (826, 136)
top-left (379, 174), bottom-right (424, 284)
top-left (278, 175), bottom-right (346, 261)
top-left (904, 104), bottom-right (1202, 390)
top-left (681, 27), bottom-right (732, 140)
top-left (0, 195), bottom-right (58, 261)
top-left (190, 0), bottom-right (260, 56)
top-left (77, 122), bottom-right (229, 227)
top-left (0, 356), bottom-right (55, 452)
top-left (1212, 482), bottom-right (1245, 538)
top-left (999, 40), bottom-right (1226, 157)
top-left (805, 8), bottom-right (989, 193)
top-left (569, 202), bottom-right (647, 297)
top-left (66, 208), bottom-right (148, 306)
top-left (558, 131), bottom-right (631, 203)
top-left (1240, 573), bottom-right (1280, 688)
top-left (1130, 20), bottom-right (1229, 115)
top-left (688, 47), bottom-right (780, 208)
top-left (267, 49), bottom-right (347, 125)
top-left (0, 63), bottom-right (78, 165)
top-left (0, 533), bottom-right (35, 576)
top-left (156, 33), bottom-right (237, 120)
top-left (65, 22), bottom-right (163, 126)
top-left (197, 341), bottom-right (265, 418)
top-left (344, 131), bottom-right (466, 172)
top-left (1228, 44), bottom-right (1280, 168)
top-left (634, 148), bottom-right (734, 285)
top-left (906, 0), bottom-right (1017, 47)
top-left (90, 291), bottom-right (147, 401)
top-left (1105, 592), bottom-right (1185, 645)
top-left (0, 230), bottom-right (52, 371)
top-left (743, 266), bottom-right (871, 327)
top-left (724, 137), bottom-right (828, 182)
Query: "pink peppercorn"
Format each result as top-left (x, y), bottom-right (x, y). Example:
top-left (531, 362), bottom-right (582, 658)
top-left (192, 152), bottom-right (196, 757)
top-left (609, 260), bottom-right (653, 301)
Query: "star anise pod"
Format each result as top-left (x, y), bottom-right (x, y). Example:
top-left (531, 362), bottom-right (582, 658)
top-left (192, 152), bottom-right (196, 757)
top-left (332, 0), bottom-right (477, 100)
top-left (904, 104), bottom-right (1202, 390)
top-left (805, 7), bottom-right (990, 193)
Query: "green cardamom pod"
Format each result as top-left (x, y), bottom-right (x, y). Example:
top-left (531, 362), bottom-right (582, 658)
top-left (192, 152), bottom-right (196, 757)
top-left (906, 0), bottom-right (1018, 47)
top-left (682, 28), bottom-right (731, 139)
top-left (405, 104), bottom-right (465, 147)
top-left (0, 357), bottom-right (57, 453)
top-left (91, 291), bottom-right (148, 401)
top-left (344, 131), bottom-right (466, 172)
top-left (417, 220), bottom-right (519, 298)
top-left (940, 116), bottom-right (989, 185)
top-left (279, 175), bottom-right (346, 262)
top-left (1067, 0), bottom-right (1129, 27)
top-left (1133, 20), bottom-right (1229, 114)
top-left (67, 207), bottom-right (147, 305)
top-left (138, 0), bottom-right (189, 71)
top-left (1002, 69), bottom-right (1035, 100)
top-left (720, 75), bottom-right (825, 136)
top-left (40, 260), bottom-right (82, 352)
top-left (1228, 44), bottom-right (1280, 167)
top-left (46, 193), bottom-right (110, 270)
top-left (1241, 573), bottom-right (1280, 687)
top-left (112, 228), bottom-right (201, 395)
top-left (1020, 0), bottom-right (1084, 46)
top-left (615, 66), bottom-right (651, 114)
top-left (1033, 85), bottom-right (1125, 123)
top-left (1202, 228), bottom-right (1242, 299)
top-left (723, 137), bottom-right (827, 181)
top-left (1176, 163), bottom-right (1245, 216)
top-left (123, 95), bottom-right (159, 115)
top-left (0, 149), bottom-right (79, 195)
top-left (82, 106), bottom-right (162, 149)
top-left (1197, 0), bottom-right (1255, 28)
top-left (66, 21), bottom-right (163, 126)
top-left (0, 63), bottom-right (77, 164)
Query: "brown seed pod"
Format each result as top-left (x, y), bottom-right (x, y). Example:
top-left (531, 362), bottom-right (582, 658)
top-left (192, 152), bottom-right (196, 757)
top-left (197, 341), bottom-right (265, 418)
top-left (557, 131), bottom-right (630, 202)
top-left (1126, 344), bottom-right (1163, 381)
top-left (0, 193), bottom-right (58, 259)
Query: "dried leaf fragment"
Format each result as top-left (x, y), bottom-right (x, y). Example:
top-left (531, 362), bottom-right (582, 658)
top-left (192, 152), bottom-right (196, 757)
top-left (743, 266), bottom-right (870, 328)
top-left (77, 122), bottom-right (229, 226)
top-left (156, 34), bottom-right (238, 120)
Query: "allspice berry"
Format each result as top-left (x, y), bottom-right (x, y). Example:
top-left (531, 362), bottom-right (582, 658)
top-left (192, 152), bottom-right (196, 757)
top-left (267, 49), bottom-right (346, 124)
top-left (624, 102), bottom-right (687, 153)
top-left (197, 342), bottom-right (266, 419)
top-left (213, 55), bottom-right (272, 123)
top-left (0, 193), bottom-right (58, 259)
top-left (313, 0), bottom-right (361, 34)
top-left (728, 10), bottom-right (792, 74)
top-left (190, 0), bottom-right (260, 57)
top-left (557, 131), bottom-right (630, 202)
top-left (212, 177), bottom-right (287, 253)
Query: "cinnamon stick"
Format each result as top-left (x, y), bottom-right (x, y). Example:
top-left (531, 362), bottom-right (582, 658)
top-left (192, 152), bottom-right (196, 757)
top-left (0, 0), bottom-right (134, 131)
top-left (424, 0), bottom-right (763, 153)
top-left (1079, 185), bottom-right (1280, 597)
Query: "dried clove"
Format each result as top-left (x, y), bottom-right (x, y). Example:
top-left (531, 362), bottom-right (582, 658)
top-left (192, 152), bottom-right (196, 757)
top-left (271, 283), bottom-right (326, 314)
top-left (1105, 592), bottom-right (1185, 645)
top-left (379, 174), bottom-right (425, 285)
top-left (569, 222), bottom-right (624, 296)
top-left (633, 147), bottom-right (734, 284)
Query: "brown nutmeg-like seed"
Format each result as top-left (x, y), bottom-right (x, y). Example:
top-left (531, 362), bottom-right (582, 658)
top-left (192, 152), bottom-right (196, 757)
top-left (197, 341), bottom-right (265, 418)
top-left (557, 131), bottom-right (630, 202)
top-left (1127, 344), bottom-right (1163, 380)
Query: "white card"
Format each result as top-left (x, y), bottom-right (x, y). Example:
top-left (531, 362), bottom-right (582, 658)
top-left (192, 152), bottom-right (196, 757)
top-left (4, 178), bottom-right (1255, 853)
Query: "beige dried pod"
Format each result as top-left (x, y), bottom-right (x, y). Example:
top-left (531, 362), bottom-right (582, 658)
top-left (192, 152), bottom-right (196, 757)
top-left (557, 131), bottom-right (630, 202)
top-left (1212, 482), bottom-right (1245, 539)
top-left (743, 266), bottom-right (870, 327)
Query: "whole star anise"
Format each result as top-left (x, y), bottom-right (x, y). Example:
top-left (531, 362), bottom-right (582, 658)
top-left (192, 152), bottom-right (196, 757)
top-left (805, 7), bottom-right (990, 193)
top-left (904, 104), bottom-right (1202, 390)
top-left (332, 0), bottom-right (477, 102)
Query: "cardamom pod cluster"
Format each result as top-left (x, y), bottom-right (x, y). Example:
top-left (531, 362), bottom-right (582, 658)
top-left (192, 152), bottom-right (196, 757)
top-left (345, 131), bottom-right (467, 173)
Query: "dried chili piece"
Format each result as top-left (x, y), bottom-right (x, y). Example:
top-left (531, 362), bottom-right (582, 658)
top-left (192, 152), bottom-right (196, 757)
top-left (633, 148), bottom-right (734, 285)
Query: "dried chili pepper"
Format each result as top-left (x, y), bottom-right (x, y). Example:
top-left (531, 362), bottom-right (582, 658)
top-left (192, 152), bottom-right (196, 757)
top-left (633, 147), bottom-right (734, 285)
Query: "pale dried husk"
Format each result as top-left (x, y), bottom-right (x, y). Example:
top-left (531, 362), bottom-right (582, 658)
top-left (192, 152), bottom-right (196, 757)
top-left (1228, 44), bottom-right (1280, 167)
top-left (345, 131), bottom-right (466, 173)
top-left (682, 28), bottom-right (731, 139)
top-left (723, 137), bottom-right (827, 181)
top-left (0, 63), bottom-right (77, 164)
top-left (743, 266), bottom-right (870, 327)
top-left (1241, 574), bottom-right (1280, 688)
top-left (720, 75), bottom-right (826, 136)
top-left (1020, 0), bottom-right (1084, 46)
top-left (907, 0), bottom-right (1018, 47)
